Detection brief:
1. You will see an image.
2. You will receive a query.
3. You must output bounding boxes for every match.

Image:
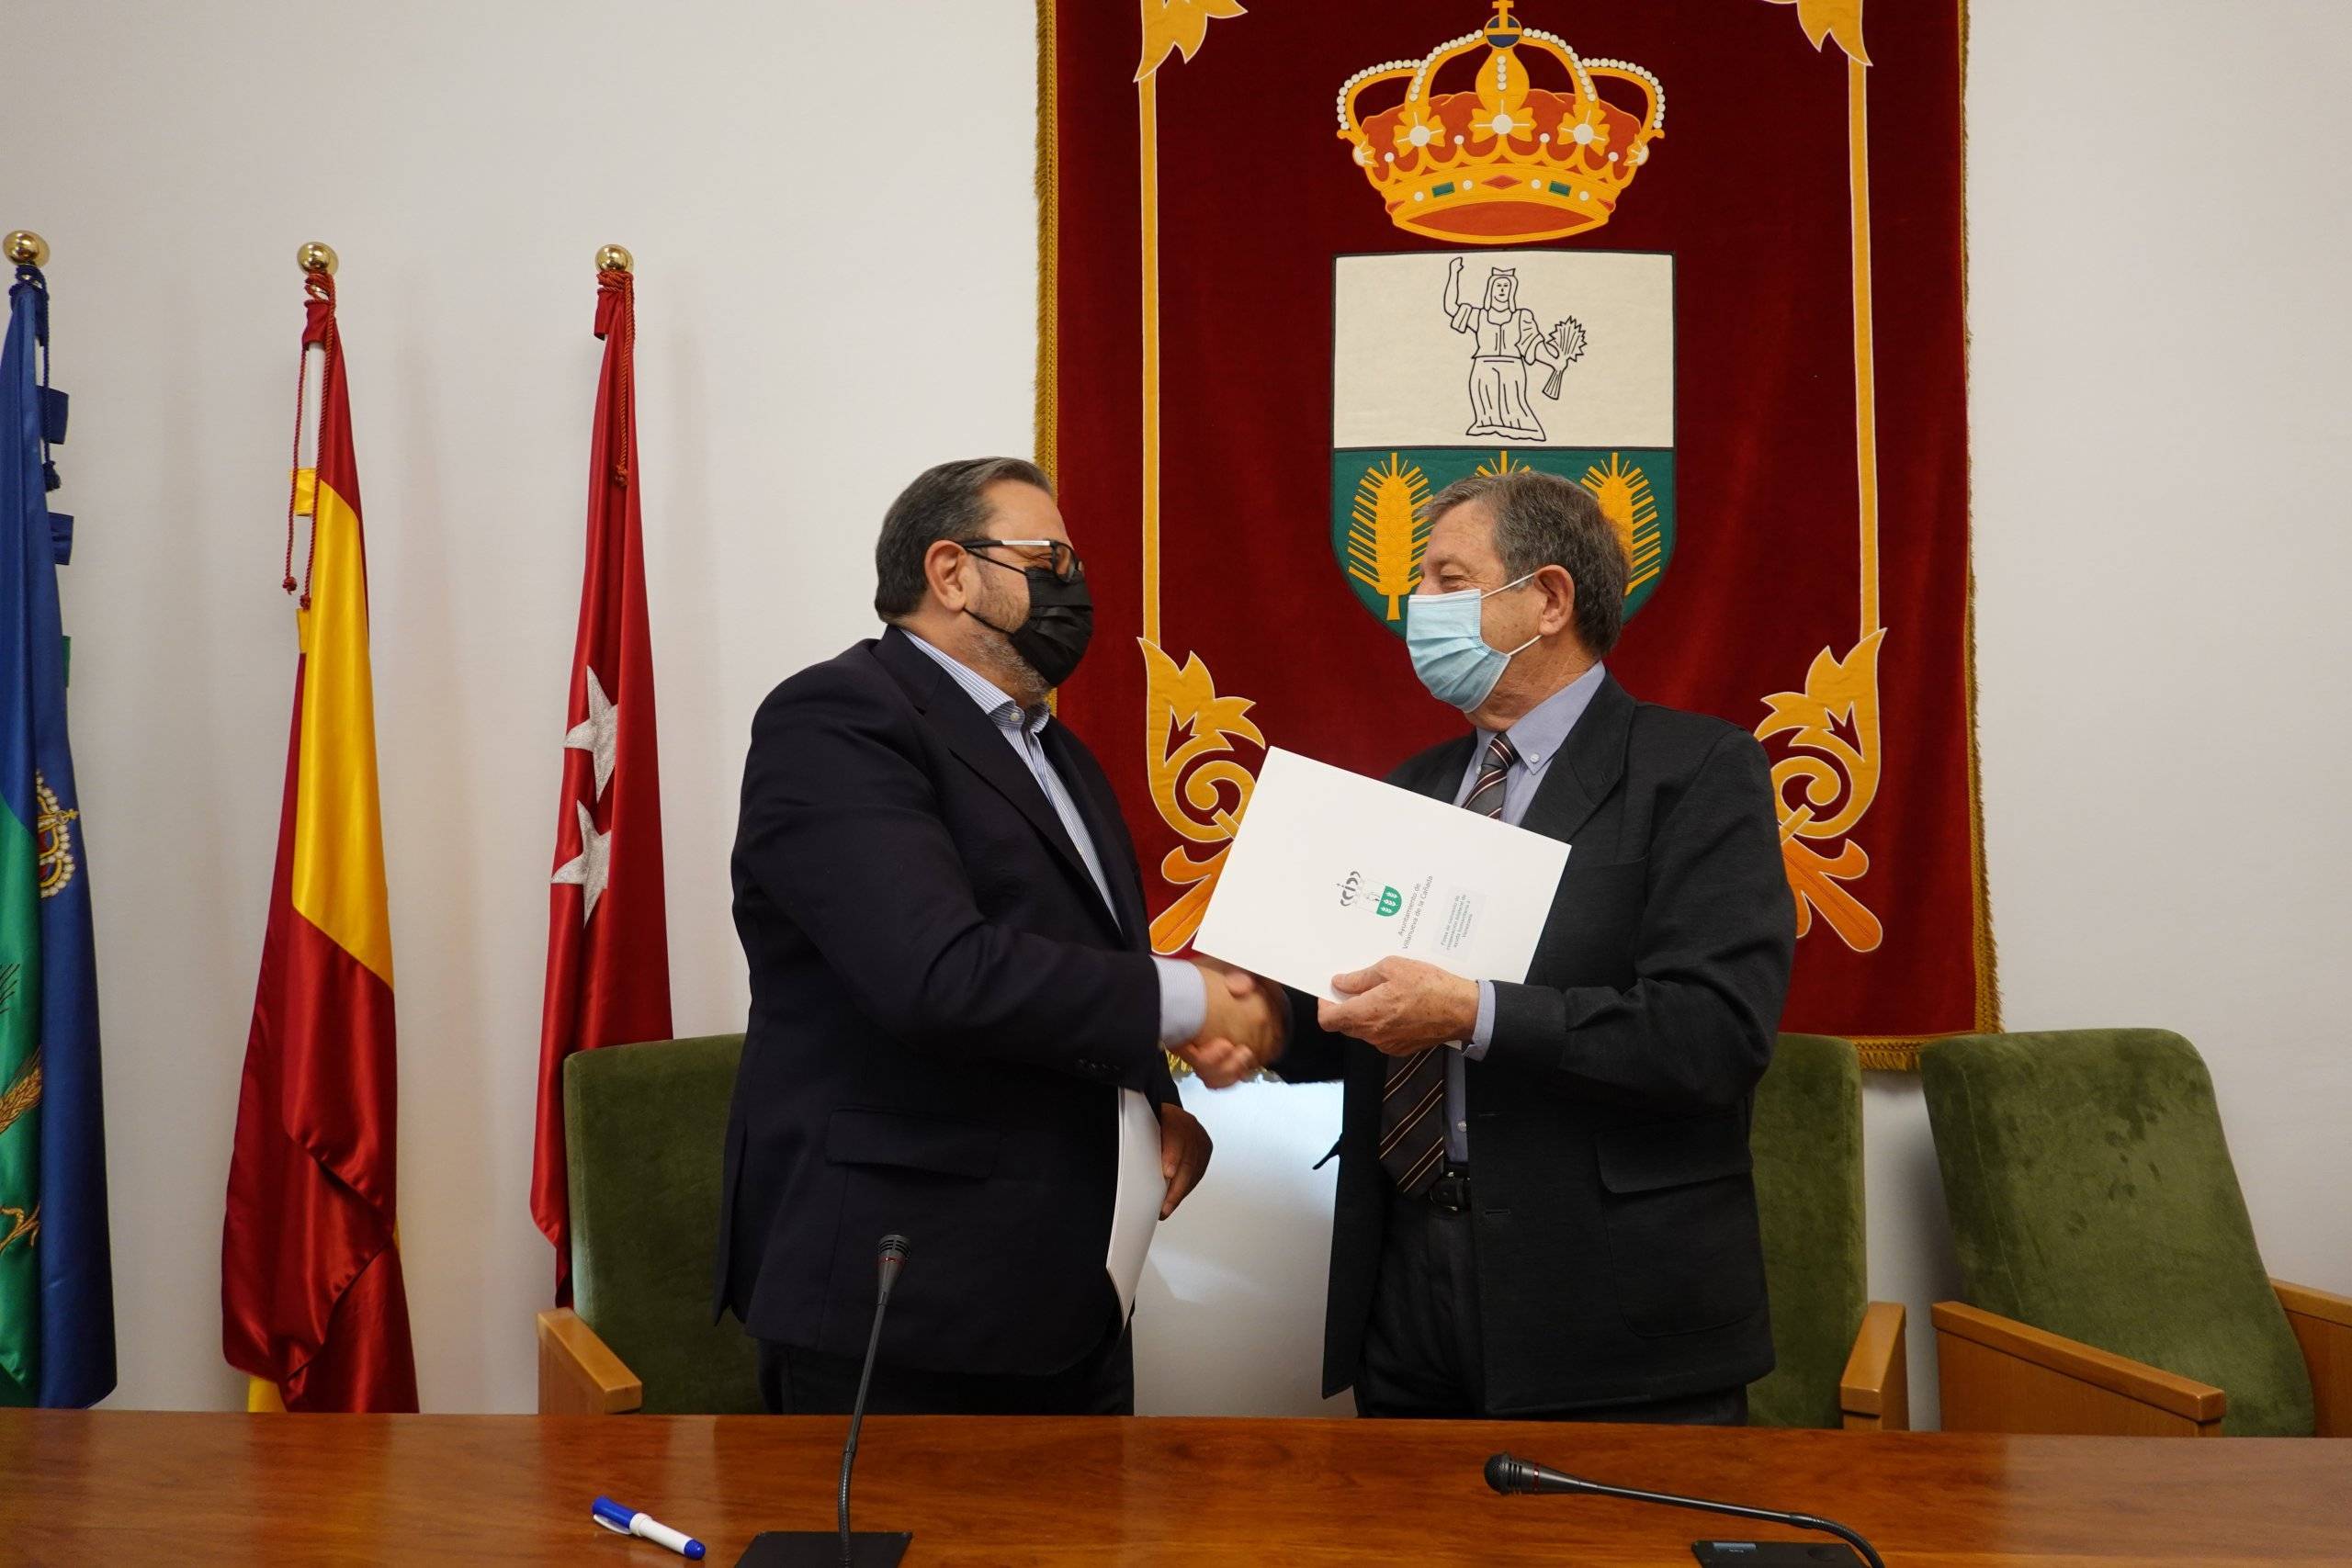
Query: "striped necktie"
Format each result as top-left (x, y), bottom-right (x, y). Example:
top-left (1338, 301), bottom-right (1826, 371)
top-left (1378, 731), bottom-right (1515, 1196)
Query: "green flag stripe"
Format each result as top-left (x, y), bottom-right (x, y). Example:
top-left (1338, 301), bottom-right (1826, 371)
top-left (0, 802), bottom-right (47, 1392)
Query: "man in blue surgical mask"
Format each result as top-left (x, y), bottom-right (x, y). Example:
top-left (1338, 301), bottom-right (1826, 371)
top-left (1267, 467), bottom-right (1796, 1426)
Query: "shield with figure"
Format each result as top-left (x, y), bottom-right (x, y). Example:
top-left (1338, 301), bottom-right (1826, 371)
top-left (1330, 247), bottom-right (1676, 634)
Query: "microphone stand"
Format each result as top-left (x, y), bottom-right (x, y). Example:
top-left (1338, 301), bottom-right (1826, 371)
top-left (1487, 1453), bottom-right (1886, 1568)
top-left (750, 1236), bottom-right (914, 1567)
top-left (837, 1237), bottom-right (909, 1565)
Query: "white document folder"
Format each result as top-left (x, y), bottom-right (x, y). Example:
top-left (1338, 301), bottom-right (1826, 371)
top-left (1193, 746), bottom-right (1571, 1000)
top-left (1105, 1087), bottom-right (1159, 1320)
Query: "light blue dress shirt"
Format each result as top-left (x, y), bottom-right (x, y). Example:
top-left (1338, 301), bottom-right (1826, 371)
top-left (906, 633), bottom-right (1207, 1048)
top-left (1443, 661), bottom-right (1607, 1161)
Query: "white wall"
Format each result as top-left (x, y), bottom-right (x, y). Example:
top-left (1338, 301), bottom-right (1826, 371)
top-left (5, 0), bottom-right (2345, 1420)
top-left (1950, 0), bottom-right (2352, 1410)
top-left (6, 0), bottom-right (1049, 1414)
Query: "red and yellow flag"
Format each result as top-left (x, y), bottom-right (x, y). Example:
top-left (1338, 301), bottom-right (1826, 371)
top-left (220, 265), bottom-right (417, 1412)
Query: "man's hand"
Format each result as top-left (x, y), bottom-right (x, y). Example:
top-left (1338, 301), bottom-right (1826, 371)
top-left (1172, 959), bottom-right (1286, 1087)
top-left (1157, 1101), bottom-right (1212, 1220)
top-left (1317, 955), bottom-right (1479, 1056)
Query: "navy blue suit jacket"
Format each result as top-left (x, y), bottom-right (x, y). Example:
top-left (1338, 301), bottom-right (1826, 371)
top-left (714, 627), bottom-right (1175, 1377)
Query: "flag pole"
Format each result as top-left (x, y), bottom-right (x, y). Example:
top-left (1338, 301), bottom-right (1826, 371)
top-left (251, 235), bottom-right (342, 1417)
top-left (283, 243), bottom-right (337, 608)
top-left (534, 236), bottom-right (673, 1301)
top-left (3, 232), bottom-right (48, 267)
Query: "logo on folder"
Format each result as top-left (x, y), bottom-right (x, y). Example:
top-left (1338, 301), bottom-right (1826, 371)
top-left (1338, 871), bottom-right (1405, 918)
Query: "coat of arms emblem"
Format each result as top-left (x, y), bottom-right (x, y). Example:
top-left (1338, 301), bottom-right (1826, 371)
top-left (1329, 4), bottom-right (1675, 635)
top-left (1330, 247), bottom-right (1675, 634)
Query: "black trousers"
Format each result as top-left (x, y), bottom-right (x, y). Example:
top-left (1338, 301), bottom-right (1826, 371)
top-left (758, 1324), bottom-right (1135, 1416)
top-left (1355, 1186), bottom-right (1749, 1425)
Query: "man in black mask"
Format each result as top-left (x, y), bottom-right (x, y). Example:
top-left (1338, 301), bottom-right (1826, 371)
top-left (715, 457), bottom-right (1283, 1416)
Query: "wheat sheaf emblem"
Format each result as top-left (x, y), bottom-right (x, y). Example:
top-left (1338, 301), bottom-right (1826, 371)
top-left (1582, 451), bottom-right (1663, 592)
top-left (0, 1043), bottom-right (40, 1257)
top-left (0, 1049), bottom-right (37, 1141)
top-left (1348, 453), bottom-right (1434, 621)
top-left (1476, 449), bottom-right (1660, 592)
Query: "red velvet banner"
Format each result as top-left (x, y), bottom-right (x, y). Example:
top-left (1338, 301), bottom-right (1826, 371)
top-left (1042, 0), bottom-right (1991, 1065)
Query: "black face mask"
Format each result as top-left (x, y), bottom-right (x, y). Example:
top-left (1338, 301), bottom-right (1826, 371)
top-left (967, 563), bottom-right (1095, 689)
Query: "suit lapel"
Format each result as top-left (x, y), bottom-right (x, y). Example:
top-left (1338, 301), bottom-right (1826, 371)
top-left (1401, 734), bottom-right (1478, 804)
top-left (1520, 671), bottom-right (1634, 847)
top-left (1045, 722), bottom-right (1149, 949)
top-left (874, 629), bottom-right (1123, 940)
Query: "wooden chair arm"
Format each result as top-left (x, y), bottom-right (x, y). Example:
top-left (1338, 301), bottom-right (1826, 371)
top-left (1932, 1301), bottom-right (2225, 1436)
top-left (536, 1307), bottom-right (644, 1416)
top-left (2274, 1279), bottom-right (2352, 1438)
top-left (1838, 1300), bottom-right (1908, 1431)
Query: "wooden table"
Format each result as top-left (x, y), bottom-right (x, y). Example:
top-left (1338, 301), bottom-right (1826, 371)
top-left (6, 1411), bottom-right (2346, 1564)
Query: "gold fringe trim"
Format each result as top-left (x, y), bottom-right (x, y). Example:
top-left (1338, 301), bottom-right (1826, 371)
top-left (1959, 0), bottom-right (2000, 1047)
top-left (1848, 1032), bottom-right (1976, 1074)
top-left (1034, 0), bottom-right (1059, 478)
top-left (1849, 0), bottom-right (1996, 1075)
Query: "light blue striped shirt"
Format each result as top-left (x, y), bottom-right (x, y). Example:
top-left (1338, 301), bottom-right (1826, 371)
top-left (906, 633), bottom-right (1207, 1049)
top-left (1447, 660), bottom-right (1607, 1160)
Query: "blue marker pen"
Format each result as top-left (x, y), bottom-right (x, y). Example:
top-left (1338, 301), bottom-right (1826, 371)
top-left (592, 1495), bottom-right (707, 1560)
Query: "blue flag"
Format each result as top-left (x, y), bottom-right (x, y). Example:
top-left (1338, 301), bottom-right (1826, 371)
top-left (0, 261), bottom-right (113, 1407)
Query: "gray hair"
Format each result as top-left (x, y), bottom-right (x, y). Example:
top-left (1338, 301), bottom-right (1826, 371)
top-left (1424, 468), bottom-right (1627, 655)
top-left (873, 457), bottom-right (1055, 620)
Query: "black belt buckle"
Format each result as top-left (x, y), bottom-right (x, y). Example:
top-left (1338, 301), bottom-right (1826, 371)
top-left (1426, 1166), bottom-right (1472, 1213)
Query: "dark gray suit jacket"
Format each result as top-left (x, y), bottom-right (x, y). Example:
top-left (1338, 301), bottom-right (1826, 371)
top-left (1279, 671), bottom-right (1795, 1413)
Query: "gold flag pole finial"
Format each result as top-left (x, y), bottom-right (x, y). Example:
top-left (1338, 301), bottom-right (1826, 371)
top-left (5, 231), bottom-right (50, 267)
top-left (595, 243), bottom-right (633, 274)
top-left (296, 241), bottom-right (338, 276)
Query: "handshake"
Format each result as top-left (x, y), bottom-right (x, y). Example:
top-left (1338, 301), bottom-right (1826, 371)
top-left (1171, 953), bottom-right (1483, 1087)
top-left (1170, 959), bottom-right (1287, 1088)
top-left (1143, 953), bottom-right (1477, 1217)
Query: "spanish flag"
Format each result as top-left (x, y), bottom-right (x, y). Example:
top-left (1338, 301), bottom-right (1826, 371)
top-left (220, 264), bottom-right (417, 1412)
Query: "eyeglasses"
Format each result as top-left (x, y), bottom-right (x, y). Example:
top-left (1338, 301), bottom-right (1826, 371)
top-left (961, 537), bottom-right (1086, 585)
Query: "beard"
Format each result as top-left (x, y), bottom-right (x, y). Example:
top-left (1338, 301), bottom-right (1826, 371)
top-left (968, 574), bottom-right (1049, 704)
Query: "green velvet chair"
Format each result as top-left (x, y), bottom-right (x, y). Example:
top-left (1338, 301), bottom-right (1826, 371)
top-left (1922, 1029), bottom-right (2352, 1438)
top-left (535, 1033), bottom-right (763, 1415)
top-left (1747, 1032), bottom-right (1908, 1430)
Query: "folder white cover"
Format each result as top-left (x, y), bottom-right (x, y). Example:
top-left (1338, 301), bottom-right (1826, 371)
top-left (1193, 747), bottom-right (1571, 1000)
top-left (1106, 1088), bottom-right (1159, 1320)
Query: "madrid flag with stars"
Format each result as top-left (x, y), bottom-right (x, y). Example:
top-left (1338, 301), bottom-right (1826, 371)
top-left (531, 263), bottom-right (672, 1302)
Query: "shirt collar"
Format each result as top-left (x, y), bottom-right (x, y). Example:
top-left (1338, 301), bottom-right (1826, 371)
top-left (1489, 660), bottom-right (1606, 768)
top-left (904, 630), bottom-right (1052, 738)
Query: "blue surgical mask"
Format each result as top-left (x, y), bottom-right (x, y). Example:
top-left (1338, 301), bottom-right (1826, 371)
top-left (1404, 572), bottom-right (1541, 710)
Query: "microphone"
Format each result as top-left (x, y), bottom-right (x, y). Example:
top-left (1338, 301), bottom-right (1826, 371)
top-left (836, 1236), bottom-right (912, 1565)
top-left (1485, 1453), bottom-right (1885, 1568)
top-left (749, 1238), bottom-right (914, 1566)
